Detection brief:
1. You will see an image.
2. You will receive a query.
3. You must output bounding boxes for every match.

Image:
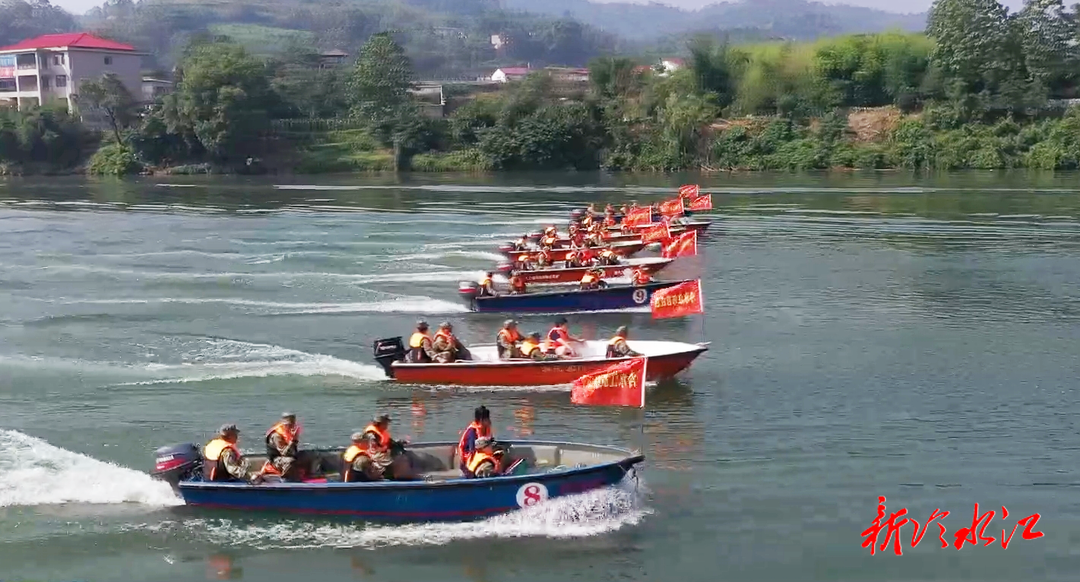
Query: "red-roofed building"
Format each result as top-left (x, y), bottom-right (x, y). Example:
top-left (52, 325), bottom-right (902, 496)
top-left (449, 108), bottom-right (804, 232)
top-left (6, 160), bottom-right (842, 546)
top-left (490, 67), bottom-right (530, 83)
top-left (0, 32), bottom-right (145, 113)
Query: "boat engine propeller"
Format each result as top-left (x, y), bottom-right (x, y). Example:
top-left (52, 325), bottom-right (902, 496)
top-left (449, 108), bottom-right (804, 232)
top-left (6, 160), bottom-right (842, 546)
top-left (152, 443), bottom-right (202, 489)
top-left (373, 336), bottom-right (407, 377)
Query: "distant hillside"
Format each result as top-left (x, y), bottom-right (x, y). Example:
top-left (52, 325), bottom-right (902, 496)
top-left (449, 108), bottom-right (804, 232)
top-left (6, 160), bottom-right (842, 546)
top-left (503, 0), bottom-right (927, 41)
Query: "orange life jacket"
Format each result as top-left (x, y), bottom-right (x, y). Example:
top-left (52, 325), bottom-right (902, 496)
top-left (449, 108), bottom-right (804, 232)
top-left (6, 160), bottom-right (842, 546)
top-left (605, 334), bottom-right (628, 358)
top-left (519, 338), bottom-right (541, 357)
top-left (434, 330), bottom-right (456, 348)
top-left (497, 327), bottom-right (521, 358)
top-left (342, 444), bottom-right (368, 482)
top-left (361, 423), bottom-right (391, 453)
top-left (632, 269), bottom-right (651, 284)
top-left (458, 421), bottom-right (492, 465)
top-left (265, 421), bottom-right (300, 460)
top-left (408, 332), bottom-right (433, 362)
top-left (480, 275), bottom-right (493, 288)
top-left (202, 438), bottom-right (242, 481)
top-left (510, 274), bottom-right (525, 291)
top-left (259, 460), bottom-right (282, 476)
top-left (581, 272), bottom-right (598, 286)
top-left (544, 325), bottom-right (568, 352)
top-left (467, 451), bottom-right (501, 477)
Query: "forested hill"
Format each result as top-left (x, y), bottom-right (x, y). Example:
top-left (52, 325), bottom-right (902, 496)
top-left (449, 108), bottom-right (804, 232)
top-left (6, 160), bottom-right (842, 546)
top-left (1, 0), bottom-right (925, 77)
top-left (503, 0), bottom-right (927, 41)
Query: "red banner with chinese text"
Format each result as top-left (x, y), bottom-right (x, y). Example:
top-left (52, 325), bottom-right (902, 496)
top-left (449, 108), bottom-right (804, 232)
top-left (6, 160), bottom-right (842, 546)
top-left (571, 357), bottom-right (646, 408)
top-left (687, 194), bottom-right (712, 211)
top-left (640, 221), bottom-right (671, 244)
top-left (662, 231), bottom-right (697, 258)
top-left (622, 207), bottom-right (653, 227)
top-left (650, 279), bottom-right (704, 319)
top-left (657, 197), bottom-right (685, 218)
top-left (678, 184), bottom-right (699, 198)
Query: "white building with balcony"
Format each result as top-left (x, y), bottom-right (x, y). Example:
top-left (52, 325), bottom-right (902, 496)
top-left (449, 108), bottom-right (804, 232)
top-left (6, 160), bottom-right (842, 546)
top-left (0, 32), bottom-right (144, 114)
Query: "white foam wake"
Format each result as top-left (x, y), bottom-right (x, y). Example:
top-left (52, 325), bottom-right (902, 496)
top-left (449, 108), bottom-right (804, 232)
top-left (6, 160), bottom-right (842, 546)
top-left (135, 480), bottom-right (648, 549)
top-left (0, 430), bottom-right (182, 508)
top-left (44, 296), bottom-right (470, 315)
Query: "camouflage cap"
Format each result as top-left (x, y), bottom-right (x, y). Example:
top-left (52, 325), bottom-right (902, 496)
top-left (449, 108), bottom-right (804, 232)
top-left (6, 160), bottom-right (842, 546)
top-left (219, 423), bottom-right (240, 435)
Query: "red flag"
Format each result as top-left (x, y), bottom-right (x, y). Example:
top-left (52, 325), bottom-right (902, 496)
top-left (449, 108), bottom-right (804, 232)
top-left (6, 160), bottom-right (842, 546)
top-left (658, 197), bottom-right (685, 218)
top-left (687, 194), bottom-right (712, 211)
top-left (650, 279), bottom-right (704, 319)
top-left (678, 184), bottom-right (699, 198)
top-left (662, 230), bottom-right (697, 258)
top-left (571, 357), bottom-right (646, 408)
top-left (622, 207), bottom-right (653, 227)
top-left (640, 221), bottom-right (671, 244)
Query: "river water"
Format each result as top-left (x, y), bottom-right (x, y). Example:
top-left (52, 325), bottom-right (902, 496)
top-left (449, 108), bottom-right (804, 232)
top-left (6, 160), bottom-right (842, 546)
top-left (1, 173), bottom-right (1079, 581)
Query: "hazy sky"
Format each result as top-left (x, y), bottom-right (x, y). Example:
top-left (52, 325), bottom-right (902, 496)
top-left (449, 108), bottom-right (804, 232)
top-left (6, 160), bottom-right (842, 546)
top-left (49, 0), bottom-right (1028, 18)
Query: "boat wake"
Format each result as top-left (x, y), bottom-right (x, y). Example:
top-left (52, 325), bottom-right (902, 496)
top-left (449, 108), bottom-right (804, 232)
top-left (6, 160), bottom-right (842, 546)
top-left (37, 295), bottom-right (470, 316)
top-left (0, 429), bottom-right (182, 508)
top-left (132, 479), bottom-right (648, 549)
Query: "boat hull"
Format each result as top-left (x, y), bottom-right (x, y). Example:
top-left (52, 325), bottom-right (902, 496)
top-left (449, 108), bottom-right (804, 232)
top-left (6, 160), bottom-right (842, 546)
top-left (512, 258), bottom-right (673, 285)
top-left (468, 280), bottom-right (689, 313)
top-left (527, 226), bottom-right (687, 247)
top-left (173, 441), bottom-right (643, 523)
top-left (388, 341), bottom-right (708, 386)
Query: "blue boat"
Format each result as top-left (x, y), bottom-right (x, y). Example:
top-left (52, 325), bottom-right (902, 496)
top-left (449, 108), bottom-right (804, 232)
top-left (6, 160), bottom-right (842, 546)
top-left (457, 280), bottom-right (691, 313)
top-left (152, 440), bottom-right (643, 523)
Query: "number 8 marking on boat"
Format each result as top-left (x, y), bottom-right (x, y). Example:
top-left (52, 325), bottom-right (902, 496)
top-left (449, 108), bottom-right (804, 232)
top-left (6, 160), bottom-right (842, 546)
top-left (516, 482), bottom-right (548, 507)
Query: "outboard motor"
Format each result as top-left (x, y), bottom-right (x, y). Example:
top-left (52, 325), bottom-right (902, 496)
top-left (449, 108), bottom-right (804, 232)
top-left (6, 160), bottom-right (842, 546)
top-left (458, 281), bottom-right (479, 309)
top-left (373, 336), bottom-right (406, 378)
top-left (496, 262), bottom-right (515, 275)
top-left (152, 443), bottom-right (202, 490)
top-left (497, 243), bottom-right (514, 255)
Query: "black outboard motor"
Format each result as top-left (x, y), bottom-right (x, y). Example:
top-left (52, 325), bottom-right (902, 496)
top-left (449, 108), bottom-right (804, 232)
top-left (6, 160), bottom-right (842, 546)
top-left (458, 281), bottom-right (479, 309)
top-left (152, 443), bottom-right (202, 490)
top-left (373, 336), bottom-right (406, 378)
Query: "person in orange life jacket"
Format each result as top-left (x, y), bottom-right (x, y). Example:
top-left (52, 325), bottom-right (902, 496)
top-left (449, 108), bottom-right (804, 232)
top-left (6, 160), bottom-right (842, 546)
top-left (571, 228), bottom-right (586, 247)
top-left (354, 414), bottom-right (405, 479)
top-left (509, 273), bottom-right (527, 294)
top-left (478, 272), bottom-right (497, 297)
top-left (458, 405), bottom-right (493, 472)
top-left (598, 246), bottom-right (620, 265)
top-left (565, 247), bottom-right (586, 268)
top-left (432, 321), bottom-right (472, 362)
top-left (580, 268), bottom-right (606, 291)
top-left (465, 437), bottom-right (505, 478)
top-left (342, 430), bottom-right (385, 482)
top-left (631, 267), bottom-right (652, 286)
top-left (580, 246), bottom-right (596, 264)
top-left (258, 412), bottom-right (303, 481)
top-left (511, 235), bottom-right (529, 251)
top-left (496, 319), bottom-right (522, 359)
top-left (587, 230), bottom-right (605, 248)
top-left (202, 424), bottom-right (257, 483)
top-left (406, 320), bottom-right (436, 363)
top-left (517, 332), bottom-right (550, 361)
top-left (535, 248), bottom-right (553, 268)
top-left (581, 214), bottom-right (594, 229)
top-left (545, 316), bottom-right (584, 358)
top-left (515, 253), bottom-right (533, 271)
top-left (606, 325), bottom-right (642, 358)
top-left (539, 232), bottom-right (558, 250)
top-left (603, 213), bottom-right (616, 228)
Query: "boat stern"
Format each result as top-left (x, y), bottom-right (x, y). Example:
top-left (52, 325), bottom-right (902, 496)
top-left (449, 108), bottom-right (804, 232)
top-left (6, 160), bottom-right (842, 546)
top-left (373, 336), bottom-right (407, 378)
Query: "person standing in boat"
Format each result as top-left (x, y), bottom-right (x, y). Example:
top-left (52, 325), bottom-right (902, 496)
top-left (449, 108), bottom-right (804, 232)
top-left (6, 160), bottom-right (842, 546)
top-left (464, 437), bottom-right (505, 478)
top-left (509, 272), bottom-right (527, 294)
top-left (477, 272), bottom-right (497, 297)
top-left (406, 320), bottom-right (436, 363)
top-left (606, 326), bottom-right (642, 358)
top-left (545, 317), bottom-right (585, 358)
top-left (497, 320), bottom-right (522, 359)
top-left (202, 424), bottom-right (257, 483)
top-left (458, 406), bottom-right (493, 473)
top-left (511, 235), bottom-right (530, 252)
top-left (433, 321), bottom-right (471, 362)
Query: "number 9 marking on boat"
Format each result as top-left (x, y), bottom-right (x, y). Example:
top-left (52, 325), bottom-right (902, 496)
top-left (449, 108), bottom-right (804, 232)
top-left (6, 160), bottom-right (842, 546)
top-left (516, 482), bottom-right (548, 507)
top-left (632, 289), bottom-right (647, 304)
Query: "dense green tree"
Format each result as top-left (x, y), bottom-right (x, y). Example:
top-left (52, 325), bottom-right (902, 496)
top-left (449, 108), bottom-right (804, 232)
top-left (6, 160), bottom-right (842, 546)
top-left (349, 32), bottom-right (415, 145)
top-left (77, 73), bottom-right (137, 146)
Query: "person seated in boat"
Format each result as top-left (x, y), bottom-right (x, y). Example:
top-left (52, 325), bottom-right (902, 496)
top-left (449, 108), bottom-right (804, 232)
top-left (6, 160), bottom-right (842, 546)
top-left (586, 228), bottom-right (605, 248)
top-left (478, 272), bottom-right (497, 297)
top-left (497, 320), bottom-right (522, 359)
top-left (464, 437), bottom-right (506, 478)
top-left (355, 414), bottom-right (416, 481)
top-left (535, 248), bottom-right (553, 268)
top-left (518, 332), bottom-right (555, 361)
top-left (570, 227), bottom-right (586, 247)
top-left (539, 231), bottom-right (558, 250)
top-left (458, 405), bottom-right (493, 473)
top-left (545, 317), bottom-right (584, 358)
top-left (202, 424), bottom-right (257, 483)
top-left (433, 322), bottom-right (471, 363)
top-left (580, 268), bottom-right (607, 291)
top-left (509, 273), bottom-right (527, 295)
top-left (581, 213), bottom-right (594, 229)
top-left (511, 235), bottom-right (530, 252)
top-left (406, 320), bottom-right (436, 363)
top-left (342, 431), bottom-right (386, 482)
top-left (564, 248), bottom-right (586, 268)
top-left (606, 326), bottom-right (642, 358)
top-left (598, 246), bottom-right (620, 266)
top-left (603, 213), bottom-right (617, 228)
top-left (515, 253), bottom-right (533, 271)
top-left (258, 412), bottom-right (308, 482)
top-left (631, 266), bottom-right (653, 286)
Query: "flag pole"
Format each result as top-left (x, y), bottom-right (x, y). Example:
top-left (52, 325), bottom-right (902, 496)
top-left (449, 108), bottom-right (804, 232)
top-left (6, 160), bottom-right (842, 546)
top-left (638, 356), bottom-right (647, 453)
